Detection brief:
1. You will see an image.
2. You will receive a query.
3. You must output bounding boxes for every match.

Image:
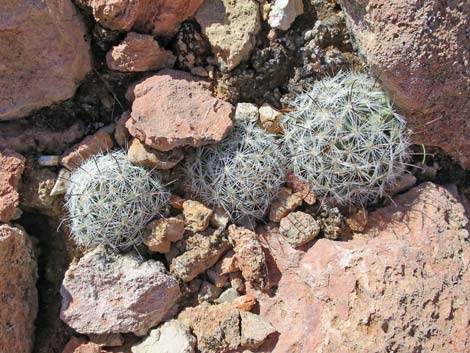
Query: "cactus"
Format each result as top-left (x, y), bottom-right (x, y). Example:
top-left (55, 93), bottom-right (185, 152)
top-left (187, 120), bottom-right (287, 221)
top-left (64, 150), bottom-right (170, 250)
top-left (281, 71), bottom-right (411, 206)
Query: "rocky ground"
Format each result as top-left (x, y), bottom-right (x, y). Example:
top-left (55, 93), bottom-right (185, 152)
top-left (1, 1), bottom-right (469, 353)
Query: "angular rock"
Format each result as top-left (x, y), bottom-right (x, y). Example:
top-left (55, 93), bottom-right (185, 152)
top-left (251, 183), bottom-right (470, 352)
top-left (215, 288), bottom-right (240, 304)
top-left (279, 211), bottom-right (320, 248)
top-left (228, 225), bottom-right (268, 291)
top-left (144, 217), bottom-right (185, 253)
top-left (233, 295), bottom-right (257, 312)
top-left (77, 0), bottom-right (203, 36)
top-left (131, 320), bottom-right (196, 353)
top-left (234, 103), bottom-right (259, 123)
top-left (285, 172), bottom-right (316, 205)
top-left (269, 187), bottom-right (303, 222)
top-left (61, 131), bottom-right (114, 170)
top-left (50, 169), bottom-right (71, 197)
top-left (0, 0), bottom-right (91, 120)
top-left (88, 333), bottom-right (125, 347)
top-left (219, 250), bottom-right (239, 275)
top-left (126, 69), bottom-right (234, 151)
top-left (240, 311), bottom-right (276, 349)
top-left (206, 262), bottom-right (229, 288)
top-left (258, 103), bottom-right (284, 134)
top-left (340, 0), bottom-right (470, 168)
top-left (60, 246), bottom-right (181, 336)
top-left (106, 32), bottom-right (175, 72)
top-left (62, 337), bottom-right (88, 353)
top-left (128, 138), bottom-right (184, 170)
top-left (195, 0), bottom-right (261, 71)
top-left (198, 281), bottom-right (223, 303)
top-left (268, 0), bottom-right (304, 31)
top-left (0, 150), bottom-right (25, 222)
top-left (183, 200), bottom-right (213, 232)
top-left (0, 224), bottom-right (38, 353)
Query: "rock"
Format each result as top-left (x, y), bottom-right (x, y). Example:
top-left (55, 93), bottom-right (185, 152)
top-left (195, 0), bottom-right (261, 71)
top-left (62, 337), bottom-right (88, 353)
top-left (128, 138), bottom-right (184, 170)
top-left (70, 342), bottom-right (102, 353)
top-left (258, 104), bottom-right (284, 134)
top-left (115, 111), bottom-right (130, 147)
top-left (206, 261), bottom-right (229, 288)
top-left (60, 246), bottom-right (181, 336)
top-left (234, 103), bottom-right (259, 123)
top-left (215, 288), bottom-right (240, 304)
top-left (125, 69), bottom-right (234, 151)
top-left (0, 224), bottom-right (38, 353)
top-left (38, 155), bottom-right (61, 167)
top-left (219, 250), bottom-right (239, 275)
top-left (268, 0), bottom-right (304, 31)
top-left (144, 217), bottom-right (185, 253)
top-left (285, 173), bottom-right (316, 205)
top-left (171, 231), bottom-right (229, 282)
top-left (198, 281), bottom-right (223, 303)
top-left (387, 173), bottom-right (417, 196)
top-left (88, 333), bottom-right (125, 347)
top-left (61, 131), bottom-right (114, 170)
top-left (229, 272), bottom-right (245, 293)
top-left (106, 32), bottom-right (175, 72)
top-left (50, 169), bottom-right (71, 197)
top-left (183, 200), bottom-right (213, 232)
top-left (340, 0), bottom-right (470, 168)
top-left (269, 187), bottom-right (303, 222)
top-left (227, 225), bottom-right (268, 291)
top-left (279, 211), bottom-right (320, 248)
top-left (0, 150), bottom-right (25, 222)
top-left (251, 182), bottom-right (470, 352)
top-left (240, 311), bottom-right (276, 349)
top-left (190, 66), bottom-right (209, 77)
top-left (233, 295), bottom-right (257, 312)
top-left (131, 320), bottom-right (196, 353)
top-left (77, 0), bottom-right (202, 36)
top-left (0, 0), bottom-right (91, 120)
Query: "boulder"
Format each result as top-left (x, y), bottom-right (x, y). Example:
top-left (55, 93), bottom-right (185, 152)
top-left (0, 150), bottom-right (25, 222)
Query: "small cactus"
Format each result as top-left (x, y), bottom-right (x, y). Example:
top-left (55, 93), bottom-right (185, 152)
top-left (187, 120), bottom-right (287, 221)
top-left (281, 71), bottom-right (411, 206)
top-left (64, 150), bottom-right (170, 250)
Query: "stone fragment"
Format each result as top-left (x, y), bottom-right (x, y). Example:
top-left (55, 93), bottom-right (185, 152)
top-left (340, 0), bottom-right (470, 168)
top-left (233, 295), bottom-right (257, 312)
top-left (183, 200), bottom-right (213, 232)
top-left (131, 320), bottom-right (196, 353)
top-left (0, 0), bottom-right (91, 120)
top-left (387, 173), bottom-right (417, 196)
top-left (106, 33), bottom-right (175, 72)
top-left (219, 249), bottom-right (239, 275)
top-left (88, 333), bottom-right (125, 347)
top-left (228, 225), bottom-right (268, 290)
top-left (0, 224), bottom-right (38, 353)
top-left (285, 172), bottom-right (316, 205)
top-left (60, 246), bottom-right (181, 336)
top-left (206, 266), bottom-right (229, 288)
top-left (210, 207), bottom-right (230, 229)
top-left (345, 209), bottom-right (368, 233)
top-left (0, 150), bottom-right (25, 222)
top-left (195, 0), bottom-right (261, 71)
top-left (269, 187), bottom-right (303, 222)
top-left (50, 169), bottom-right (71, 197)
top-left (215, 288), bottom-right (240, 304)
top-left (77, 0), bottom-right (202, 36)
top-left (60, 131), bottom-right (114, 170)
top-left (198, 281), bottom-right (223, 303)
top-left (258, 103), bottom-right (283, 134)
top-left (115, 111), bottom-right (130, 147)
top-left (234, 103), bottom-right (259, 123)
top-left (190, 66), bottom-right (208, 77)
top-left (279, 211), bottom-right (320, 248)
top-left (229, 272), bottom-right (245, 293)
top-left (126, 70), bottom-right (234, 151)
top-left (240, 311), bottom-right (276, 349)
top-left (268, 0), bottom-right (304, 31)
top-left (144, 217), bottom-right (185, 253)
top-left (128, 138), bottom-right (184, 170)
top-left (72, 342), bottom-right (102, 353)
top-left (62, 337), bottom-right (88, 353)
top-left (38, 155), bottom-right (60, 166)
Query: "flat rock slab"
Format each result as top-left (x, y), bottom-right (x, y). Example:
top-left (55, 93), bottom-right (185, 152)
top-left (126, 69), bottom-right (234, 151)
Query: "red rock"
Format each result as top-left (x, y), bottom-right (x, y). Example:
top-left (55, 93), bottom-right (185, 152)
top-left (268, 187), bottom-right (303, 222)
top-left (0, 150), bottom-right (25, 222)
top-left (340, 0), bottom-right (470, 168)
top-left (125, 69), bottom-right (234, 151)
top-left (285, 172), bottom-right (316, 205)
top-left (251, 183), bottom-right (470, 352)
top-left (127, 138), bottom-right (184, 170)
top-left (77, 0), bottom-right (202, 36)
top-left (0, 0), bottom-right (91, 120)
top-left (60, 131), bottom-right (114, 170)
top-left (106, 32), bottom-right (175, 72)
top-left (62, 337), bottom-right (88, 353)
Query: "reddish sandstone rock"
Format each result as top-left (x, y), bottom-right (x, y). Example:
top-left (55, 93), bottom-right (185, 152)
top-left (77, 0), bottom-right (202, 36)
top-left (251, 182), bottom-right (470, 353)
top-left (0, 0), bottom-right (91, 120)
top-left (106, 32), bottom-right (175, 72)
top-left (126, 70), bottom-right (233, 151)
top-left (0, 150), bottom-right (25, 222)
top-left (340, 0), bottom-right (470, 168)
top-left (127, 138), bottom-right (184, 170)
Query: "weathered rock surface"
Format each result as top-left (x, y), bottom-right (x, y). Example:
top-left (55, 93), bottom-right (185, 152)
top-left (125, 69), bottom-right (234, 151)
top-left (0, 0), bottom-right (91, 120)
top-left (183, 200), bottom-right (213, 232)
top-left (0, 224), bottom-right (38, 353)
top-left (252, 183), bottom-right (470, 352)
top-left (128, 138), bottom-right (184, 170)
top-left (240, 311), bottom-right (276, 350)
top-left (258, 104), bottom-right (283, 134)
top-left (195, 0), bottom-right (261, 71)
top-left (269, 187), bottom-right (303, 222)
top-left (340, 0), bottom-right (470, 168)
top-left (144, 217), bottom-right (185, 253)
top-left (60, 246), bottom-right (181, 336)
top-left (77, 0), bottom-right (202, 35)
top-left (279, 211), bottom-right (320, 248)
top-left (0, 150), bottom-right (25, 222)
top-left (234, 103), bottom-right (259, 123)
top-left (268, 0), bottom-right (304, 31)
top-left (106, 32), bottom-right (175, 72)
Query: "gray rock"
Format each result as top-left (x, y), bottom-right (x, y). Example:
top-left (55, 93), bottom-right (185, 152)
top-left (279, 211), bottom-right (320, 248)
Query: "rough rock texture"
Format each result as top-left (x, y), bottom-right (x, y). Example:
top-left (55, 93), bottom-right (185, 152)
top-left (258, 104), bottom-right (283, 134)
top-left (268, 0), bottom-right (304, 31)
top-left (106, 32), bottom-right (176, 72)
top-left (195, 0), bottom-right (261, 71)
top-left (0, 0), bottom-right (91, 120)
top-left (128, 138), bottom-right (184, 170)
top-left (131, 320), bottom-right (196, 353)
top-left (60, 246), bottom-right (181, 336)
top-left (269, 187), bottom-right (303, 222)
top-left (240, 311), bottom-right (276, 349)
top-left (252, 183), bottom-right (470, 353)
top-left (0, 224), bottom-right (38, 353)
top-left (234, 103), bottom-right (259, 123)
top-left (0, 150), bottom-right (25, 222)
top-left (285, 173), bottom-right (316, 205)
top-left (279, 211), bottom-right (320, 248)
top-left (77, 0), bottom-right (202, 35)
top-left (144, 217), bottom-right (185, 253)
top-left (340, 0), bottom-right (470, 167)
top-left (183, 200), bottom-right (213, 232)
top-left (125, 69), bottom-right (234, 151)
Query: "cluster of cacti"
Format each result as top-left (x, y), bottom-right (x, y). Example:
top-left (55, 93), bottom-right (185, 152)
top-left (186, 120), bottom-right (287, 221)
top-left (64, 150), bottom-right (170, 250)
top-left (281, 71), bottom-right (410, 206)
